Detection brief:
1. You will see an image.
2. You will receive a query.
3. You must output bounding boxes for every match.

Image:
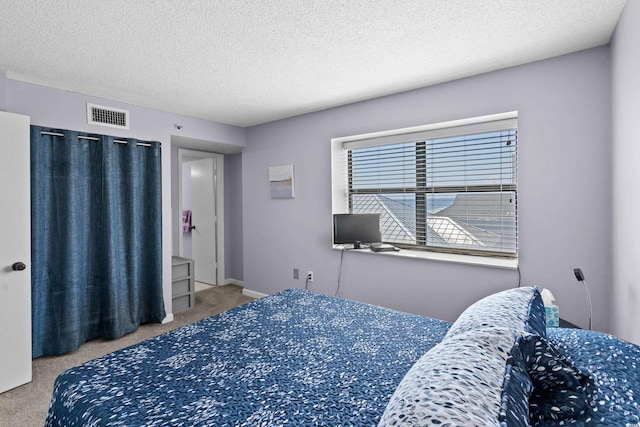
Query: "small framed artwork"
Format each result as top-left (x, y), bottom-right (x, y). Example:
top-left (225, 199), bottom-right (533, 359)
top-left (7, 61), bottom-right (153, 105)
top-left (269, 164), bottom-right (295, 199)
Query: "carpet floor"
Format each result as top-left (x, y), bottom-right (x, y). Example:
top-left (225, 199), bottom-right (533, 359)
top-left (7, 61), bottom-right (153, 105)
top-left (0, 284), bottom-right (254, 427)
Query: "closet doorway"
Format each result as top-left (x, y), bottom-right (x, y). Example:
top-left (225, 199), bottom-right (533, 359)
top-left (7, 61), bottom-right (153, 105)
top-left (178, 149), bottom-right (225, 286)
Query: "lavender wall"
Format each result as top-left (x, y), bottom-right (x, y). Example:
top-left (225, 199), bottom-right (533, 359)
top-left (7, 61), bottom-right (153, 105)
top-left (3, 76), bottom-right (246, 315)
top-left (612, 1), bottom-right (640, 344)
top-left (0, 70), bottom-right (6, 111)
top-left (181, 163), bottom-right (193, 259)
top-left (243, 47), bottom-right (613, 331)
top-left (225, 153), bottom-right (244, 281)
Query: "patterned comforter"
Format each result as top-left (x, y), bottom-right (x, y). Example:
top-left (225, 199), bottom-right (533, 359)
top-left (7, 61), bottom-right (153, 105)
top-left (45, 288), bottom-right (640, 426)
top-left (541, 328), bottom-right (640, 427)
top-left (45, 289), bottom-right (451, 426)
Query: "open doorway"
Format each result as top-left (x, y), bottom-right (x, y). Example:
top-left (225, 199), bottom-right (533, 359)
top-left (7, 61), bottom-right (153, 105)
top-left (178, 149), bottom-right (225, 286)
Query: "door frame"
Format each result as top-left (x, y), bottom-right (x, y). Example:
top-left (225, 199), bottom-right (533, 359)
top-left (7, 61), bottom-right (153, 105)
top-left (177, 149), bottom-right (225, 286)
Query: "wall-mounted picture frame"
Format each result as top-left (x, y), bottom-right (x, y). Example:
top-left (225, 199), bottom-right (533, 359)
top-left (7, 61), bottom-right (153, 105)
top-left (269, 164), bottom-right (295, 199)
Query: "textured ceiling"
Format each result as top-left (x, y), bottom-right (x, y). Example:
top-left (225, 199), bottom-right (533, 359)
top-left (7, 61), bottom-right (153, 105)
top-left (0, 1), bottom-right (627, 127)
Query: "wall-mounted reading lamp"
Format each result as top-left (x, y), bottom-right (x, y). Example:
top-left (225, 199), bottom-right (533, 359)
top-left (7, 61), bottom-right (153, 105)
top-left (573, 268), bottom-right (592, 330)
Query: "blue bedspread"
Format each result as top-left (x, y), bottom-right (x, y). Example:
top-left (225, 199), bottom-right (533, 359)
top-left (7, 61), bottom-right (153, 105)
top-left (45, 289), bottom-right (451, 426)
top-left (540, 328), bottom-right (640, 427)
top-left (45, 289), bottom-right (640, 426)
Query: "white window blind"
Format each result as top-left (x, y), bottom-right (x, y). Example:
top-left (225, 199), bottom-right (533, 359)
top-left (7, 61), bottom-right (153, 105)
top-left (344, 116), bottom-right (518, 257)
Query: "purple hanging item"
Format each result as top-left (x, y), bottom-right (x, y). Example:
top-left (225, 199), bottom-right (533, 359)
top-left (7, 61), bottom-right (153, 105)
top-left (182, 210), bottom-right (192, 232)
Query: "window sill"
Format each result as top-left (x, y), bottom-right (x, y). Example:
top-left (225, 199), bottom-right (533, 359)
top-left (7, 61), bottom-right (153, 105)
top-left (332, 245), bottom-right (518, 270)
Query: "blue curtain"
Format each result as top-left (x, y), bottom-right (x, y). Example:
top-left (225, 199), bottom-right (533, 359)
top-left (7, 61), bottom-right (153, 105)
top-left (31, 126), bottom-right (165, 358)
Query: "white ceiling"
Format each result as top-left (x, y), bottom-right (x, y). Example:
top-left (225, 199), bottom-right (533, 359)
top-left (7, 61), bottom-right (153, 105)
top-left (0, 1), bottom-right (627, 127)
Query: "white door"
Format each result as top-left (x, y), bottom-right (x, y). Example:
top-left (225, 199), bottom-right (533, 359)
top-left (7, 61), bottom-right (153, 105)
top-left (190, 158), bottom-right (217, 285)
top-left (0, 112), bottom-right (31, 393)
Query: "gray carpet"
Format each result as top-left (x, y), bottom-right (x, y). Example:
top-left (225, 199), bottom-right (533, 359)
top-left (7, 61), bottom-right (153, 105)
top-left (0, 285), bottom-right (254, 427)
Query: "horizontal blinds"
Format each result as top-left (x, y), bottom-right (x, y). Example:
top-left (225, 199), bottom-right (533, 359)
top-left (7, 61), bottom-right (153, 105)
top-left (426, 129), bottom-right (516, 192)
top-left (343, 115), bottom-right (517, 150)
top-left (349, 142), bottom-right (421, 192)
top-left (349, 130), bottom-right (516, 193)
top-left (347, 120), bottom-right (517, 257)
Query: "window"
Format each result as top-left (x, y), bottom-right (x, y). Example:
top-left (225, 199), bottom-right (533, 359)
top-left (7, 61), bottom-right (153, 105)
top-left (333, 113), bottom-right (517, 258)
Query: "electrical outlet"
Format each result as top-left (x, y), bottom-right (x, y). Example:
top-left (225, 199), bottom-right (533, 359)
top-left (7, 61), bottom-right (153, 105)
top-left (293, 268), bottom-right (299, 280)
top-left (307, 271), bottom-right (314, 282)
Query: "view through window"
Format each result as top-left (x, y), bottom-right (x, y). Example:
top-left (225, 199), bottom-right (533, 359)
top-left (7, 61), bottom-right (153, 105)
top-left (344, 117), bottom-right (517, 258)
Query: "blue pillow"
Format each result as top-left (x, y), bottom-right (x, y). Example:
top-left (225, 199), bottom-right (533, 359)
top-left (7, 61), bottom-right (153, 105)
top-left (525, 335), bottom-right (592, 422)
top-left (501, 335), bottom-right (535, 426)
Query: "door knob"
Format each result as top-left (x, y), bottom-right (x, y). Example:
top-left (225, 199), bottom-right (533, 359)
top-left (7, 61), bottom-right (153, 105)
top-left (12, 262), bottom-right (26, 271)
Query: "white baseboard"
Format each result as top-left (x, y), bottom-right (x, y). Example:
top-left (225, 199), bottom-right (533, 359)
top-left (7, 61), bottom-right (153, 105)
top-left (162, 313), bottom-right (174, 324)
top-left (222, 278), bottom-right (268, 298)
top-left (224, 278), bottom-right (245, 286)
top-left (242, 288), bottom-right (268, 299)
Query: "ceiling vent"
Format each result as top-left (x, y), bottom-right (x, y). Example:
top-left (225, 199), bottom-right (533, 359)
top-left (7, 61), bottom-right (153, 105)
top-left (87, 103), bottom-right (130, 129)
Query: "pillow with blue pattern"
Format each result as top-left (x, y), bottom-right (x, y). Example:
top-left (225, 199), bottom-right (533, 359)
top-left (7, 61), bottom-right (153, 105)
top-left (524, 335), bottom-right (592, 422)
top-left (445, 286), bottom-right (546, 340)
top-left (378, 329), bottom-right (533, 427)
top-left (379, 287), bottom-right (546, 427)
top-left (500, 335), bottom-right (535, 426)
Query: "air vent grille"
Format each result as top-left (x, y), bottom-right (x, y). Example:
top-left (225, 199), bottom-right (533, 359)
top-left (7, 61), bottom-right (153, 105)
top-left (87, 103), bottom-right (130, 129)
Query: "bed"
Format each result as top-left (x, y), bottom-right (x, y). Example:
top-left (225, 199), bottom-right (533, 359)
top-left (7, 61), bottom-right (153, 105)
top-left (45, 287), bottom-right (640, 426)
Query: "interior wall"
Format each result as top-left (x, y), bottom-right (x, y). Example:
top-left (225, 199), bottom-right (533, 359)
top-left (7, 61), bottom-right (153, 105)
top-left (170, 145), bottom-right (182, 256)
top-left (3, 75), bottom-right (246, 316)
top-left (181, 162), bottom-right (193, 259)
top-left (611, 1), bottom-right (640, 345)
top-left (243, 46), bottom-right (613, 332)
top-left (225, 153), bottom-right (244, 282)
top-left (0, 70), bottom-right (6, 111)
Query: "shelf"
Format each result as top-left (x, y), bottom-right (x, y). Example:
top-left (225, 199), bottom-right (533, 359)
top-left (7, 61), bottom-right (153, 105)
top-left (171, 256), bottom-right (194, 313)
